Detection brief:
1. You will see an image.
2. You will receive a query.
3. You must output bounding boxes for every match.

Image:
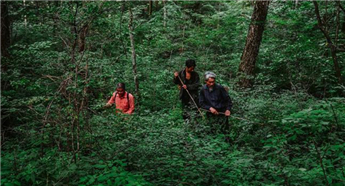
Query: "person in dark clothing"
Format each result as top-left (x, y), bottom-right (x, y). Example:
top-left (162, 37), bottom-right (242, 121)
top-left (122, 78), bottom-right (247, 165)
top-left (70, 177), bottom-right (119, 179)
top-left (173, 59), bottom-right (201, 120)
top-left (199, 71), bottom-right (232, 134)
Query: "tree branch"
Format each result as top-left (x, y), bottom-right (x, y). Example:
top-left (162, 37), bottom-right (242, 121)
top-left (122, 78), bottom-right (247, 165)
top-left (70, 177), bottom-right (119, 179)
top-left (339, 4), bottom-right (345, 14)
top-left (313, 2), bottom-right (333, 45)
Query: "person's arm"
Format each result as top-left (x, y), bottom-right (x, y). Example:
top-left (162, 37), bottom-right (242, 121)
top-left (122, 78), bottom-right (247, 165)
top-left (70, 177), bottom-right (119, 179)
top-left (199, 88), bottom-right (211, 110)
top-left (221, 87), bottom-right (232, 111)
top-left (106, 92), bottom-right (116, 107)
top-left (125, 94), bottom-right (135, 114)
top-left (186, 72), bottom-right (200, 91)
top-left (173, 71), bottom-right (181, 85)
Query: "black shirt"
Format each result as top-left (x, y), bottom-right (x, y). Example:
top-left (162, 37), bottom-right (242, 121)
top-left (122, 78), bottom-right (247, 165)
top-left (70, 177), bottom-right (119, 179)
top-left (199, 84), bottom-right (232, 111)
top-left (173, 70), bottom-right (200, 103)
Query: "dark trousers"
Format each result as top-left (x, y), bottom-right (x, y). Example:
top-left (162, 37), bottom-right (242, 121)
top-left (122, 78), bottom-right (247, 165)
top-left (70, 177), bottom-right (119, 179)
top-left (206, 112), bottom-right (230, 135)
top-left (182, 101), bottom-right (199, 120)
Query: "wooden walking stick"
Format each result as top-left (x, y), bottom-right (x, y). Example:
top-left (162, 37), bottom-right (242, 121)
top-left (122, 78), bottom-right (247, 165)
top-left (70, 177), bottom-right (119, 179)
top-left (176, 75), bottom-right (205, 120)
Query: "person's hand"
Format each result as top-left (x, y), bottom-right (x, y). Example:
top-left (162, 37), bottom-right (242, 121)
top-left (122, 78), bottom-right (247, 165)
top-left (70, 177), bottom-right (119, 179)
top-left (178, 85), bottom-right (181, 90)
top-left (104, 103), bottom-right (112, 108)
top-left (210, 107), bottom-right (218, 115)
top-left (174, 72), bottom-right (179, 77)
top-left (182, 85), bottom-right (187, 89)
top-left (225, 110), bottom-right (231, 116)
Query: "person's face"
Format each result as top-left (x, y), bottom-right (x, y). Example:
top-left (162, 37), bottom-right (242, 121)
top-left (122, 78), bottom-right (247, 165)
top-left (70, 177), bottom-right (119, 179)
top-left (206, 78), bottom-right (215, 88)
top-left (116, 87), bottom-right (125, 97)
top-left (186, 66), bottom-right (195, 73)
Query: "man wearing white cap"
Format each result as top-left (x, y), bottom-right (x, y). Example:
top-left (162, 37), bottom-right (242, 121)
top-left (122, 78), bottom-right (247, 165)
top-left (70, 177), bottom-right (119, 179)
top-left (199, 71), bottom-right (232, 133)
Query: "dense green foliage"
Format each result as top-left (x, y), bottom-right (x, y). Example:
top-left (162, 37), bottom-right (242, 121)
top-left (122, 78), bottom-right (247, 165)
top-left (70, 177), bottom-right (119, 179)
top-left (1, 1), bottom-right (345, 185)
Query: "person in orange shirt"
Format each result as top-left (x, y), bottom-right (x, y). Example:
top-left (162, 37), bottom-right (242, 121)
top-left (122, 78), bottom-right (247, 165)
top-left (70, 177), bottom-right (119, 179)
top-left (105, 83), bottom-right (135, 114)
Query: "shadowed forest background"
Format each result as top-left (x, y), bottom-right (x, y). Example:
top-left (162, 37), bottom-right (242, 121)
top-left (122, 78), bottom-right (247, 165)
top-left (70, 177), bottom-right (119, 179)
top-left (1, 1), bottom-right (345, 185)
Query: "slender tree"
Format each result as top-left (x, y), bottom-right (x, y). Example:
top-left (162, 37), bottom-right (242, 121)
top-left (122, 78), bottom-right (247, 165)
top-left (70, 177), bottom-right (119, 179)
top-left (238, 1), bottom-right (270, 88)
top-left (1, 1), bottom-right (11, 130)
top-left (163, 0), bottom-right (167, 28)
top-left (313, 1), bottom-right (343, 86)
top-left (148, 1), bottom-right (153, 16)
top-left (128, 8), bottom-right (140, 100)
top-left (1, 1), bottom-right (10, 58)
top-left (341, 4), bottom-right (345, 34)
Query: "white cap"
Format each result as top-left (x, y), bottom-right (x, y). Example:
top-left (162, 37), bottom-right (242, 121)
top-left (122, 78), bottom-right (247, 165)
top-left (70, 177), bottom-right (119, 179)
top-left (205, 71), bottom-right (216, 80)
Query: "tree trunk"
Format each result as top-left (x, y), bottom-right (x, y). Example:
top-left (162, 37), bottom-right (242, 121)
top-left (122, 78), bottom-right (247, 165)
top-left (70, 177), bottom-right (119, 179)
top-left (148, 1), bottom-right (153, 16)
top-left (78, 24), bottom-right (89, 53)
top-left (0, 1), bottom-right (10, 142)
top-left (128, 8), bottom-right (140, 100)
top-left (313, 2), bottom-right (343, 85)
top-left (341, 4), bottom-right (345, 34)
top-left (163, 0), bottom-right (167, 28)
top-left (1, 1), bottom-right (10, 90)
top-left (238, 1), bottom-right (270, 88)
top-left (155, 1), bottom-right (159, 11)
top-left (1, 1), bottom-right (10, 58)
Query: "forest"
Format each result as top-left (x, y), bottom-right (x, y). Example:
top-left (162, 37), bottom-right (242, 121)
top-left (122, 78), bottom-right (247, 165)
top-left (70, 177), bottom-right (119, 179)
top-left (1, 1), bottom-right (345, 185)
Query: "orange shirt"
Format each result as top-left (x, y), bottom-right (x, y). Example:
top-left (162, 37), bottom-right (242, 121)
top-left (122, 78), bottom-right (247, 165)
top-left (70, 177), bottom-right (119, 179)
top-left (107, 92), bottom-right (135, 114)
